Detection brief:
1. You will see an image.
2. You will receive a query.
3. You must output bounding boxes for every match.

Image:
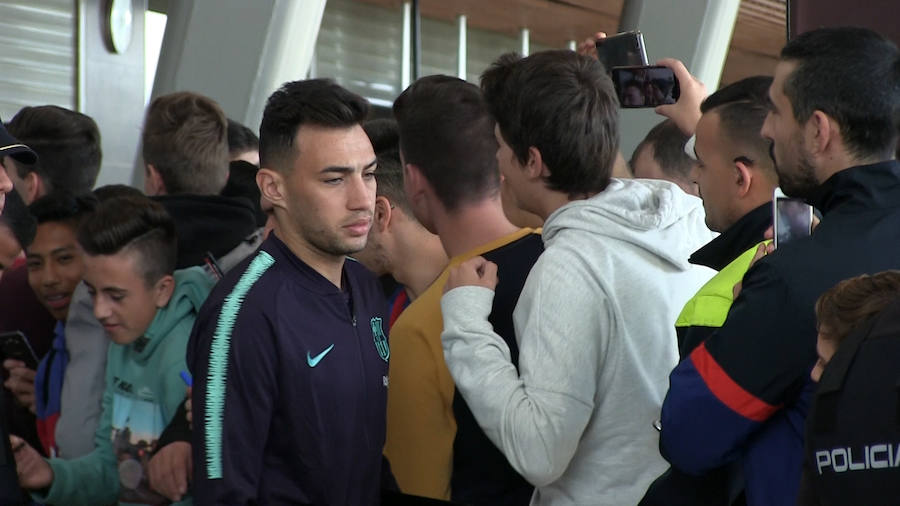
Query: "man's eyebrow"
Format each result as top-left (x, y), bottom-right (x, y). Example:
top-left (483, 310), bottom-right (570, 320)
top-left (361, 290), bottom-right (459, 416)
top-left (50, 245), bottom-right (75, 256)
top-left (319, 159), bottom-right (378, 174)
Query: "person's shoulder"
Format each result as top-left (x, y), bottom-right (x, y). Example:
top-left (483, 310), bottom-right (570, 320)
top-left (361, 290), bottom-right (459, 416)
top-left (482, 230), bottom-right (544, 266)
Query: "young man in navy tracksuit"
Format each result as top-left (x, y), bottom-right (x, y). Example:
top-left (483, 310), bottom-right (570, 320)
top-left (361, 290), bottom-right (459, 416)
top-left (189, 79), bottom-right (389, 504)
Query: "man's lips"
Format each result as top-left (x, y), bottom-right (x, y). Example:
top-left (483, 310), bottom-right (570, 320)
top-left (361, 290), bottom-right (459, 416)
top-left (101, 322), bottom-right (121, 332)
top-left (43, 293), bottom-right (71, 310)
top-left (344, 219), bottom-right (372, 235)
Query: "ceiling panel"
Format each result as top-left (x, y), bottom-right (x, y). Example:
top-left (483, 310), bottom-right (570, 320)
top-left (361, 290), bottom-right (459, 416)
top-left (354, 0), bottom-right (786, 84)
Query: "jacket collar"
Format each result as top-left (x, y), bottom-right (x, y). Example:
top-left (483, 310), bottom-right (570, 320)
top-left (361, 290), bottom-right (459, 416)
top-left (689, 202), bottom-right (772, 271)
top-left (807, 160), bottom-right (900, 216)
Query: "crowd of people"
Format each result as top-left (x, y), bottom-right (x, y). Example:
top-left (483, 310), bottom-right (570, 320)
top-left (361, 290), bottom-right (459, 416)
top-left (0, 24), bottom-right (898, 506)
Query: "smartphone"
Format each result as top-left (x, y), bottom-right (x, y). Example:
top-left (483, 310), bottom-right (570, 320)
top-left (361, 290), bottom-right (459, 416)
top-left (611, 65), bottom-right (680, 108)
top-left (0, 331), bottom-right (38, 369)
top-left (595, 31), bottom-right (649, 73)
top-left (773, 188), bottom-right (813, 248)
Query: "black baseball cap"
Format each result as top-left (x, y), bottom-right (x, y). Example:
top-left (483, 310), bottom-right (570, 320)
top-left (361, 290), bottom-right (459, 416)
top-left (0, 118), bottom-right (37, 165)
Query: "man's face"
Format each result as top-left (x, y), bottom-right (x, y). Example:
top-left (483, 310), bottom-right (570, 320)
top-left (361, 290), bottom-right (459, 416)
top-left (0, 157), bottom-right (14, 214)
top-left (0, 223), bottom-right (21, 274)
top-left (810, 331), bottom-right (837, 383)
top-left (83, 249), bottom-right (163, 345)
top-left (26, 221), bottom-right (85, 321)
top-left (353, 204), bottom-right (391, 277)
top-left (693, 111), bottom-right (742, 233)
top-left (761, 61), bottom-right (818, 198)
top-left (280, 124), bottom-right (376, 259)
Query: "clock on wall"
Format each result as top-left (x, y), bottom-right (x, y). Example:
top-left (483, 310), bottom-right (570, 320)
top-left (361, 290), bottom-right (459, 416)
top-left (104, 0), bottom-right (134, 54)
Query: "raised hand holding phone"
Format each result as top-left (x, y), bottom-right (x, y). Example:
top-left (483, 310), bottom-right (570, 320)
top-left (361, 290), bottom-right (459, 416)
top-left (653, 58), bottom-right (707, 136)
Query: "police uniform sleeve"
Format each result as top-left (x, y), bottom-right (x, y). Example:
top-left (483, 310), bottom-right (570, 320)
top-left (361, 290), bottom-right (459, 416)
top-left (660, 260), bottom-right (814, 474)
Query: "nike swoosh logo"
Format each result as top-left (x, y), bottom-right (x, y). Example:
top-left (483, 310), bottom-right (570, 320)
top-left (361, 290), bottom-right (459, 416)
top-left (307, 344), bottom-right (335, 367)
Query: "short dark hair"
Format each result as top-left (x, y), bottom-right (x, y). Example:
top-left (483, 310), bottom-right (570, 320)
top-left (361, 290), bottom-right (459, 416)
top-left (481, 50), bottom-right (619, 197)
top-left (0, 189), bottom-right (36, 250)
top-left (259, 78), bottom-right (369, 172)
top-left (26, 191), bottom-right (98, 247)
top-left (816, 270), bottom-right (900, 345)
top-left (77, 195), bottom-right (177, 285)
top-left (142, 92), bottom-right (229, 195)
top-left (6, 105), bottom-right (102, 194)
top-left (92, 184), bottom-right (145, 203)
top-left (363, 119), bottom-right (410, 215)
top-left (227, 119), bottom-right (259, 159)
top-left (701, 76), bottom-right (776, 178)
top-left (780, 27), bottom-right (900, 159)
top-left (631, 119), bottom-right (696, 185)
top-left (393, 75), bottom-right (499, 210)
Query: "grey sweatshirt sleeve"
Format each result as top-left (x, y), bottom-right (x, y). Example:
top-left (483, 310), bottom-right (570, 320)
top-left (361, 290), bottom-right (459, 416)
top-left (57, 283), bottom-right (108, 459)
top-left (441, 275), bottom-right (603, 487)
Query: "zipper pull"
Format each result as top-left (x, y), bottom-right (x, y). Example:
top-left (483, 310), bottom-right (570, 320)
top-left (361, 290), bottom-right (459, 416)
top-left (352, 315), bottom-right (357, 327)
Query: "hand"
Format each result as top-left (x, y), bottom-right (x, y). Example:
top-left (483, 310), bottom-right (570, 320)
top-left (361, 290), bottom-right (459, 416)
top-left (3, 360), bottom-right (36, 414)
top-left (185, 387), bottom-right (192, 430)
top-left (732, 242), bottom-right (774, 300)
top-left (148, 441), bottom-right (192, 502)
top-left (654, 58), bottom-right (707, 136)
top-left (576, 32), bottom-right (607, 59)
top-left (444, 257), bottom-right (498, 294)
top-left (10, 435), bottom-right (53, 490)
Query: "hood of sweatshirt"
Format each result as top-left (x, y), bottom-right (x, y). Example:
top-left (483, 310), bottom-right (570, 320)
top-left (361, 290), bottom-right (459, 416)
top-left (133, 266), bottom-right (215, 363)
top-left (153, 194), bottom-right (259, 269)
top-left (543, 178), bottom-right (715, 271)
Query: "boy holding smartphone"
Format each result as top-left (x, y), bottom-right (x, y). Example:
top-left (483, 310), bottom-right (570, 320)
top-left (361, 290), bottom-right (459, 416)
top-left (10, 195), bottom-right (213, 505)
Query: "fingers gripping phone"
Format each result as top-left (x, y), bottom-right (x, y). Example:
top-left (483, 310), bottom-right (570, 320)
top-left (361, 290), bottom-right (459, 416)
top-left (595, 31), bottom-right (649, 73)
top-left (0, 331), bottom-right (39, 370)
top-left (611, 65), bottom-right (680, 108)
top-left (773, 188), bottom-right (813, 248)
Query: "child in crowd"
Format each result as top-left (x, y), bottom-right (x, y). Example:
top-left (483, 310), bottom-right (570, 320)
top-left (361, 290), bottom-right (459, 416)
top-left (4, 192), bottom-right (96, 456)
top-left (10, 194), bottom-right (213, 505)
top-left (810, 270), bottom-right (900, 382)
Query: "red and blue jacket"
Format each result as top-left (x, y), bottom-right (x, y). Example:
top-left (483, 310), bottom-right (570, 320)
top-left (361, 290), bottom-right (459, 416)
top-left (660, 160), bottom-right (900, 506)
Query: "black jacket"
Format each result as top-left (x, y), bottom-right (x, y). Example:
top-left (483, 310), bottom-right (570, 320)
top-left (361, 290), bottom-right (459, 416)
top-left (798, 295), bottom-right (900, 506)
top-left (660, 160), bottom-right (900, 506)
top-left (153, 194), bottom-right (258, 269)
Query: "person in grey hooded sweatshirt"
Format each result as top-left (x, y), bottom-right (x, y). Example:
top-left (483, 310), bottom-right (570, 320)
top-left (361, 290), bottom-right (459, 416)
top-left (440, 50), bottom-right (716, 506)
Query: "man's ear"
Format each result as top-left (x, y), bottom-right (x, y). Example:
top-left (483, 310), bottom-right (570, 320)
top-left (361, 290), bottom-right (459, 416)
top-left (733, 158), bottom-right (753, 198)
top-left (144, 164), bottom-right (167, 196)
top-left (373, 196), bottom-right (393, 233)
top-left (257, 168), bottom-right (286, 211)
top-left (23, 171), bottom-right (44, 203)
top-left (528, 147), bottom-right (548, 180)
top-left (404, 163), bottom-right (426, 202)
top-left (153, 274), bottom-right (176, 308)
top-left (806, 110), bottom-right (834, 156)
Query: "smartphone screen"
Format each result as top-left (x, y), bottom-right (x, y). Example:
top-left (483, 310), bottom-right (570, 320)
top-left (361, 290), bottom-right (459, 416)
top-left (611, 66), bottom-right (680, 108)
top-left (595, 31), bottom-right (648, 73)
top-left (0, 331), bottom-right (39, 369)
top-left (774, 190), bottom-right (813, 248)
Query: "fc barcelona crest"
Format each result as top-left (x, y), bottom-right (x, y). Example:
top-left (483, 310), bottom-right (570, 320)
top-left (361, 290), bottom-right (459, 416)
top-left (371, 317), bottom-right (390, 362)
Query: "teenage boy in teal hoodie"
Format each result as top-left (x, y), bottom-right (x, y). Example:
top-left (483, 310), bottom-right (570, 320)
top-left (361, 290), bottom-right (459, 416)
top-left (9, 194), bottom-right (213, 506)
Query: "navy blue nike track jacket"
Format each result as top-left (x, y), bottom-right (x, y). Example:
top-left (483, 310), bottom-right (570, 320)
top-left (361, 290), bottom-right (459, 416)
top-left (188, 233), bottom-right (390, 505)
